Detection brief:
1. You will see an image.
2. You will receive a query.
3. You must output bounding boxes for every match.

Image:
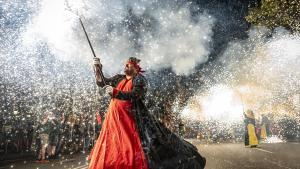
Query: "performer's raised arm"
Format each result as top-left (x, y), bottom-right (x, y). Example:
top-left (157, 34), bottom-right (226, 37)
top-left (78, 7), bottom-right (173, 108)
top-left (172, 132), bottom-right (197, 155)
top-left (93, 57), bottom-right (124, 87)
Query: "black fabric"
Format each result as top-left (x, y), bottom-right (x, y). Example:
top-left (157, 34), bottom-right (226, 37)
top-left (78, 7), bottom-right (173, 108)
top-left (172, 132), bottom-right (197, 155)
top-left (96, 74), bottom-right (206, 169)
top-left (114, 75), bottom-right (147, 101)
top-left (244, 126), bottom-right (249, 146)
top-left (96, 74), bottom-right (125, 87)
top-left (134, 99), bottom-right (206, 169)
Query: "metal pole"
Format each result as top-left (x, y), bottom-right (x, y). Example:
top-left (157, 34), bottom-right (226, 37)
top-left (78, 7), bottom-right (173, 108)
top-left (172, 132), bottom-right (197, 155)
top-left (78, 17), bottom-right (106, 85)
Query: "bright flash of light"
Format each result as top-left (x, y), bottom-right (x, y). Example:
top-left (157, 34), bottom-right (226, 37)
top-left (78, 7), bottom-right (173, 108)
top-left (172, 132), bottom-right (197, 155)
top-left (181, 85), bottom-right (244, 122)
top-left (201, 85), bottom-right (244, 122)
top-left (265, 135), bottom-right (285, 143)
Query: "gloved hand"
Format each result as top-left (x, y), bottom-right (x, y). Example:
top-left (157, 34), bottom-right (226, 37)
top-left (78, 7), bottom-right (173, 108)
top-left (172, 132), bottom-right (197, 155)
top-left (104, 85), bottom-right (114, 96)
top-left (93, 57), bottom-right (102, 69)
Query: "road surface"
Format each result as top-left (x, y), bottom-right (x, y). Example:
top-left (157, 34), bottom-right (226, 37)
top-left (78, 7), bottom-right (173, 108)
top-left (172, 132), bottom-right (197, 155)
top-left (1, 141), bottom-right (299, 169)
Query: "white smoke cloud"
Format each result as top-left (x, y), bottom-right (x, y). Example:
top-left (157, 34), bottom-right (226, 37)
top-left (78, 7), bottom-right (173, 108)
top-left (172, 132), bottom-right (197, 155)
top-left (182, 27), bottom-right (300, 121)
top-left (141, 9), bottom-right (214, 75)
top-left (224, 27), bottom-right (300, 99)
top-left (181, 27), bottom-right (300, 121)
top-left (21, 0), bottom-right (215, 75)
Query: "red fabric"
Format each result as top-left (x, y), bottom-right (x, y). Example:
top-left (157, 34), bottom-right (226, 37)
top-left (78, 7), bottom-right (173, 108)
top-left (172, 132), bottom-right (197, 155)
top-left (89, 78), bottom-right (148, 169)
top-left (112, 88), bottom-right (119, 97)
top-left (96, 112), bottom-right (102, 125)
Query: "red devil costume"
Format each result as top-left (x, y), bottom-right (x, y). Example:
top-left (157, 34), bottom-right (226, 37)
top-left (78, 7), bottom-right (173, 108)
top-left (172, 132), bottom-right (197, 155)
top-left (89, 57), bottom-right (206, 169)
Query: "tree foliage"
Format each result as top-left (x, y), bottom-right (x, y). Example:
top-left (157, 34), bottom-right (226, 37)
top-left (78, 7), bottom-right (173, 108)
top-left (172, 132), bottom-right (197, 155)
top-left (246, 0), bottom-right (300, 32)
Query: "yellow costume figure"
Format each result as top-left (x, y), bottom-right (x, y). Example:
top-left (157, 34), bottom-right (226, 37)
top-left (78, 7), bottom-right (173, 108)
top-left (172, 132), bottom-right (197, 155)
top-left (260, 124), bottom-right (267, 140)
top-left (244, 110), bottom-right (258, 147)
top-left (260, 115), bottom-right (270, 140)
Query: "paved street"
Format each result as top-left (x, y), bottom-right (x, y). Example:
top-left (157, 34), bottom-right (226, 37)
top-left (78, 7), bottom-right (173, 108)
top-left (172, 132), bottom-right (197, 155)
top-left (1, 141), bottom-right (300, 169)
top-left (0, 153), bottom-right (89, 169)
top-left (194, 141), bottom-right (300, 169)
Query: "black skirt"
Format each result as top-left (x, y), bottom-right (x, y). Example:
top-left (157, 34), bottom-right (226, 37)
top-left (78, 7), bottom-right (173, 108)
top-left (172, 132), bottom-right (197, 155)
top-left (133, 100), bottom-right (206, 169)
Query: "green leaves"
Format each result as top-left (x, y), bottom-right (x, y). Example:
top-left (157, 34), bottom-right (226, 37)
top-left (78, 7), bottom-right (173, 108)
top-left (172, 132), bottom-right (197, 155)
top-left (246, 0), bottom-right (300, 32)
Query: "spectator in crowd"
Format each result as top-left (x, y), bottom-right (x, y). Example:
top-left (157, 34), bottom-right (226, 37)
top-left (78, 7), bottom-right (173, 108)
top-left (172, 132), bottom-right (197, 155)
top-left (48, 112), bottom-right (59, 159)
top-left (36, 112), bottom-right (52, 163)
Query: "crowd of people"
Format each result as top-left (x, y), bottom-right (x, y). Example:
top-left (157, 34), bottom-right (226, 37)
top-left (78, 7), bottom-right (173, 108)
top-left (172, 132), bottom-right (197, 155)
top-left (0, 110), bottom-right (102, 162)
top-left (1, 108), bottom-right (299, 163)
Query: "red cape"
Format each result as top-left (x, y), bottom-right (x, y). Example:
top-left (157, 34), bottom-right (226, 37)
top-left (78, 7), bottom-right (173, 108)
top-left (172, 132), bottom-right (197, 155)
top-left (89, 78), bottom-right (148, 169)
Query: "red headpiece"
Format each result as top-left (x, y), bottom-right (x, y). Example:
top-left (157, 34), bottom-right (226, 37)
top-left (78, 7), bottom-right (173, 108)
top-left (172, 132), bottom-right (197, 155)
top-left (127, 57), bottom-right (145, 73)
